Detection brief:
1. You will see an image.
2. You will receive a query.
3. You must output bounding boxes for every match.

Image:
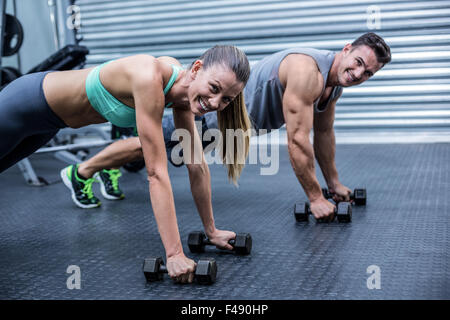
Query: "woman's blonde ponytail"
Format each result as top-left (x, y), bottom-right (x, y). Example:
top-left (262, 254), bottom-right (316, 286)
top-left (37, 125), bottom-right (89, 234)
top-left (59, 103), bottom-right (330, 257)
top-left (217, 91), bottom-right (251, 185)
top-left (196, 45), bottom-right (252, 185)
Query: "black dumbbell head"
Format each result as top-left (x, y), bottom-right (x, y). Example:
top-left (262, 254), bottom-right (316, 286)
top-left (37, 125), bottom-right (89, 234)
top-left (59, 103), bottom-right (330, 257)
top-left (143, 257), bottom-right (164, 282)
top-left (322, 188), bottom-right (331, 199)
top-left (233, 233), bottom-right (252, 255)
top-left (195, 258), bottom-right (217, 285)
top-left (336, 202), bottom-right (352, 223)
top-left (294, 202), bottom-right (310, 222)
top-left (353, 188), bottom-right (367, 206)
top-left (188, 231), bottom-right (206, 253)
top-left (322, 187), bottom-right (367, 206)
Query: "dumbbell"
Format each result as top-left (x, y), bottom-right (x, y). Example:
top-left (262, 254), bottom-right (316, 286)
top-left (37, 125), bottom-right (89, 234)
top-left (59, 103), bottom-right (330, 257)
top-left (143, 256), bottom-right (217, 285)
top-left (294, 201), bottom-right (352, 222)
top-left (322, 188), bottom-right (367, 206)
top-left (188, 231), bottom-right (252, 255)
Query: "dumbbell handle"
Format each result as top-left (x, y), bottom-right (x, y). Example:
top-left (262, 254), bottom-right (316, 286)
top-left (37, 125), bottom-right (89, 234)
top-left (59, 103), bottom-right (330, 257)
top-left (158, 264), bottom-right (169, 274)
top-left (305, 204), bottom-right (338, 214)
top-left (309, 202), bottom-right (351, 221)
top-left (157, 261), bottom-right (210, 276)
top-left (202, 238), bottom-right (237, 247)
top-left (323, 189), bottom-right (357, 200)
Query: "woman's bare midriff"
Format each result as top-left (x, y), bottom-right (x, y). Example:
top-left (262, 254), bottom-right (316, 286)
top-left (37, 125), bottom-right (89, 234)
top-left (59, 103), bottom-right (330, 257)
top-left (42, 67), bottom-right (107, 128)
top-left (42, 55), bottom-right (179, 129)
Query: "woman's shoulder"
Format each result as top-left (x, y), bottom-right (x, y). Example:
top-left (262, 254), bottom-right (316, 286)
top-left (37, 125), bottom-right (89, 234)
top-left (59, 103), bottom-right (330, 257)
top-left (125, 54), bottom-right (158, 68)
top-left (116, 54), bottom-right (162, 84)
top-left (126, 55), bottom-right (182, 76)
top-left (124, 54), bottom-right (181, 67)
top-left (156, 56), bottom-right (182, 68)
top-left (112, 54), bottom-right (180, 75)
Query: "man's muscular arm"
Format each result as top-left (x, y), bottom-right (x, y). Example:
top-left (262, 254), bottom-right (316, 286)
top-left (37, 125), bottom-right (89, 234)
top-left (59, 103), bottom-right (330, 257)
top-left (313, 99), bottom-right (339, 188)
top-left (281, 54), bottom-right (336, 220)
top-left (313, 98), bottom-right (352, 201)
top-left (282, 57), bottom-right (322, 201)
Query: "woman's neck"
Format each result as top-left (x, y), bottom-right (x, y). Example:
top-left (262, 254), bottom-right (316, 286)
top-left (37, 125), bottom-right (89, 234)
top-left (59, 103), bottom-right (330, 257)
top-left (165, 69), bottom-right (190, 109)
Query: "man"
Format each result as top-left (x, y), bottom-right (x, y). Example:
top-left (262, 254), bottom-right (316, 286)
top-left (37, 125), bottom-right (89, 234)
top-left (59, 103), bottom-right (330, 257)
top-left (61, 32), bottom-right (391, 221)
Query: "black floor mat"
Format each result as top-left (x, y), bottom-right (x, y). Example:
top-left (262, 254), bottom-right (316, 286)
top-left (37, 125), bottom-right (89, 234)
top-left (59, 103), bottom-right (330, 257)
top-left (0, 144), bottom-right (449, 299)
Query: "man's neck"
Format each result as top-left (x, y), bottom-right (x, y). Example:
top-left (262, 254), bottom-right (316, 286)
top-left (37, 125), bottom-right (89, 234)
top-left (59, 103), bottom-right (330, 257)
top-left (326, 51), bottom-right (341, 87)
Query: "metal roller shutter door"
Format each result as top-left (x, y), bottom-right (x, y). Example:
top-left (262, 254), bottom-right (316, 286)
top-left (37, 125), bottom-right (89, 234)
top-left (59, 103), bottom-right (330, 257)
top-left (74, 0), bottom-right (450, 139)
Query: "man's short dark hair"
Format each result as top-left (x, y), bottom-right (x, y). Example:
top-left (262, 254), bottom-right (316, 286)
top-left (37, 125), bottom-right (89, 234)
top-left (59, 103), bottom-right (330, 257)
top-left (352, 32), bottom-right (391, 66)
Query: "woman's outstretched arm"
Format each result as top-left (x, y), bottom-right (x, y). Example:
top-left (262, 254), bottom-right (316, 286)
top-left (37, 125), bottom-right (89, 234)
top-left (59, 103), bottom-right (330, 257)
top-left (133, 56), bottom-right (196, 283)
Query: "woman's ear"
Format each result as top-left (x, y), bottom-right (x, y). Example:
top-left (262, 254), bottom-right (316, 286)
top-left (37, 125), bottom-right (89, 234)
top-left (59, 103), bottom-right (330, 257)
top-left (190, 60), bottom-right (204, 79)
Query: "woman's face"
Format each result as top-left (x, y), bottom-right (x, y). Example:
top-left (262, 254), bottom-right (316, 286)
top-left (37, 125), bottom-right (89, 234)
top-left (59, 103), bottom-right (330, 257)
top-left (188, 61), bottom-right (245, 116)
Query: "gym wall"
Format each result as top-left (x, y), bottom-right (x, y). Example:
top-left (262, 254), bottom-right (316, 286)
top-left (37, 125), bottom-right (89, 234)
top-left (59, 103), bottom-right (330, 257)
top-left (10, 0), bottom-right (449, 137)
top-left (73, 0), bottom-right (450, 137)
top-left (2, 0), bottom-right (57, 73)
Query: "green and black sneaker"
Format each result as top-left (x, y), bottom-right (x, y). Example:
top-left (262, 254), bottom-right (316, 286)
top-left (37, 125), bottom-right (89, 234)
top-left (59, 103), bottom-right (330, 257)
top-left (60, 164), bottom-right (101, 209)
top-left (95, 169), bottom-right (125, 200)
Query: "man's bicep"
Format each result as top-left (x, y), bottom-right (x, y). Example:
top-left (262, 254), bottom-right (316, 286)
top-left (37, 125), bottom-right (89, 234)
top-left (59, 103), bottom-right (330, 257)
top-left (282, 86), bottom-right (315, 140)
top-left (281, 62), bottom-right (321, 137)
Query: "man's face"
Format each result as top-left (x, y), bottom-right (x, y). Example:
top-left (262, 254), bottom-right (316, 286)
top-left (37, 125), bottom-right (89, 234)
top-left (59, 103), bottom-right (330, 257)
top-left (337, 44), bottom-right (384, 87)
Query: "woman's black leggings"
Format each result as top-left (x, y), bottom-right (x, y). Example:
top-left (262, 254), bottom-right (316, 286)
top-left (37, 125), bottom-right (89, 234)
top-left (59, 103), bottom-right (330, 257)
top-left (0, 71), bottom-right (67, 173)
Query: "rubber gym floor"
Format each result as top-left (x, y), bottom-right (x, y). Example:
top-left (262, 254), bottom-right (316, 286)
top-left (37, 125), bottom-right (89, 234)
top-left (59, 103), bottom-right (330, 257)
top-left (0, 143), bottom-right (449, 300)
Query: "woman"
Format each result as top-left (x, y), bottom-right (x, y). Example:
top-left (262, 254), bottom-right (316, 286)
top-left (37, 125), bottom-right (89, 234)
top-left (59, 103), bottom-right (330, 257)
top-left (0, 45), bottom-right (252, 283)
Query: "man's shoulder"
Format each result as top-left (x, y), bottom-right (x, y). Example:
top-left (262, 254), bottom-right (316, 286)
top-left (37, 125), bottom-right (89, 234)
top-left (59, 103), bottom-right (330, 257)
top-left (279, 54), bottom-right (323, 103)
top-left (284, 52), bottom-right (316, 66)
top-left (281, 53), bottom-right (321, 80)
top-left (281, 53), bottom-right (322, 88)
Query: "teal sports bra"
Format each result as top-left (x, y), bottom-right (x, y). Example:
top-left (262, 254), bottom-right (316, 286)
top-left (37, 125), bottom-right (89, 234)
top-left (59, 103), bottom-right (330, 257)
top-left (85, 60), bottom-right (182, 128)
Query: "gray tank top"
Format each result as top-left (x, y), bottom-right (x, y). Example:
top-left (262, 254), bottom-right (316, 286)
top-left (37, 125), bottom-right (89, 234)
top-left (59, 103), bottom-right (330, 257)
top-left (244, 47), bottom-right (343, 131)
